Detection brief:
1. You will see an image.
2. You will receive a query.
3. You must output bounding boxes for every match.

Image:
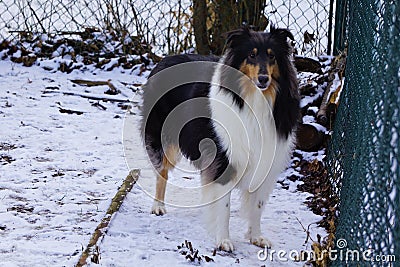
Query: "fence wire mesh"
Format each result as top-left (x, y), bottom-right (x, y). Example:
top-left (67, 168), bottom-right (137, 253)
top-left (0, 0), bottom-right (333, 56)
top-left (328, 0), bottom-right (399, 266)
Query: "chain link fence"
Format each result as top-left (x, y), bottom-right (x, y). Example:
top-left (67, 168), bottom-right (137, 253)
top-left (328, 0), bottom-right (399, 265)
top-left (265, 0), bottom-right (333, 55)
top-left (0, 0), bottom-right (333, 56)
top-left (0, 0), bottom-right (193, 55)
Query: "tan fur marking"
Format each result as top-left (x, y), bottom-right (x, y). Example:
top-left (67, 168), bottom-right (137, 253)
top-left (154, 145), bottom-right (179, 202)
top-left (263, 63), bottom-right (280, 105)
top-left (239, 55), bottom-right (280, 106)
top-left (267, 48), bottom-right (273, 55)
top-left (240, 60), bottom-right (259, 80)
top-left (164, 145), bottom-right (179, 169)
top-left (239, 60), bottom-right (259, 98)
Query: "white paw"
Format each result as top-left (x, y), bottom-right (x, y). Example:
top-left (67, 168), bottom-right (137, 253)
top-left (250, 236), bottom-right (272, 248)
top-left (217, 239), bottom-right (234, 252)
top-left (151, 200), bottom-right (166, 216)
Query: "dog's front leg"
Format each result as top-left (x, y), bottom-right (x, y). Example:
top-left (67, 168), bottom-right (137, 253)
top-left (242, 190), bottom-right (272, 248)
top-left (215, 190), bottom-right (233, 251)
top-left (202, 182), bottom-right (234, 252)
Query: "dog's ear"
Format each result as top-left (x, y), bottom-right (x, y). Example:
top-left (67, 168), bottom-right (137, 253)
top-left (223, 26), bottom-right (252, 49)
top-left (270, 24), bottom-right (294, 41)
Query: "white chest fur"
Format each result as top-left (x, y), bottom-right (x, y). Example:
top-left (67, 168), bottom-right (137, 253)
top-left (209, 68), bottom-right (294, 193)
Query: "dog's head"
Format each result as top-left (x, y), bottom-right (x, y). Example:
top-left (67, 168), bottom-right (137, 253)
top-left (223, 25), bottom-right (294, 94)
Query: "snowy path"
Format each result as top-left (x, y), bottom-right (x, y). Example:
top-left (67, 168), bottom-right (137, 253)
top-left (0, 61), bottom-right (323, 266)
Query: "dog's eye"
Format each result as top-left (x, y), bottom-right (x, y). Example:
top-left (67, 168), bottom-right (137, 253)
top-left (268, 54), bottom-right (275, 60)
top-left (249, 52), bottom-right (256, 59)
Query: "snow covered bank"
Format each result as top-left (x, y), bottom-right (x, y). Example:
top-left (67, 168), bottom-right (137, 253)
top-left (0, 60), bottom-right (325, 266)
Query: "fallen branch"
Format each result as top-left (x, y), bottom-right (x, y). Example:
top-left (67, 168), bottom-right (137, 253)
top-left (43, 90), bottom-right (131, 103)
top-left (317, 51), bottom-right (347, 126)
top-left (63, 92), bottom-right (129, 103)
top-left (70, 79), bottom-right (110, 87)
top-left (76, 169), bottom-right (140, 266)
top-left (91, 102), bottom-right (107, 110)
top-left (59, 107), bottom-right (84, 115)
top-left (70, 79), bottom-right (120, 95)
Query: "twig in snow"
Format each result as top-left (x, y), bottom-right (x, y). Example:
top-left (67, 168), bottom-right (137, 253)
top-left (76, 169), bottom-right (140, 266)
top-left (70, 79), bottom-right (120, 95)
top-left (43, 90), bottom-right (131, 103)
top-left (59, 107), bottom-right (84, 115)
top-left (295, 216), bottom-right (315, 244)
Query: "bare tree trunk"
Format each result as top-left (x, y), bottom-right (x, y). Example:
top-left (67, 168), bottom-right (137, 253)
top-left (193, 0), bottom-right (210, 54)
top-left (210, 0), bottom-right (238, 55)
top-left (239, 0), bottom-right (268, 30)
top-left (192, 0), bottom-right (268, 55)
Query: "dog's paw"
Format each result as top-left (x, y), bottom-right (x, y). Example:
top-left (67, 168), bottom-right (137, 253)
top-left (250, 236), bottom-right (272, 248)
top-left (218, 239), bottom-right (234, 252)
top-left (151, 200), bottom-right (166, 216)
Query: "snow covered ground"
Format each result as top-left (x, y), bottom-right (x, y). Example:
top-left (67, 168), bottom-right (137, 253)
top-left (0, 59), bottom-right (324, 266)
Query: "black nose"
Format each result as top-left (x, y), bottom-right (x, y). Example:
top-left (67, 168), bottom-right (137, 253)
top-left (257, 75), bottom-right (269, 88)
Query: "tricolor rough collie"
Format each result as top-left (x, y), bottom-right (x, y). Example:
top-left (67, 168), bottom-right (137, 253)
top-left (141, 25), bottom-right (300, 251)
